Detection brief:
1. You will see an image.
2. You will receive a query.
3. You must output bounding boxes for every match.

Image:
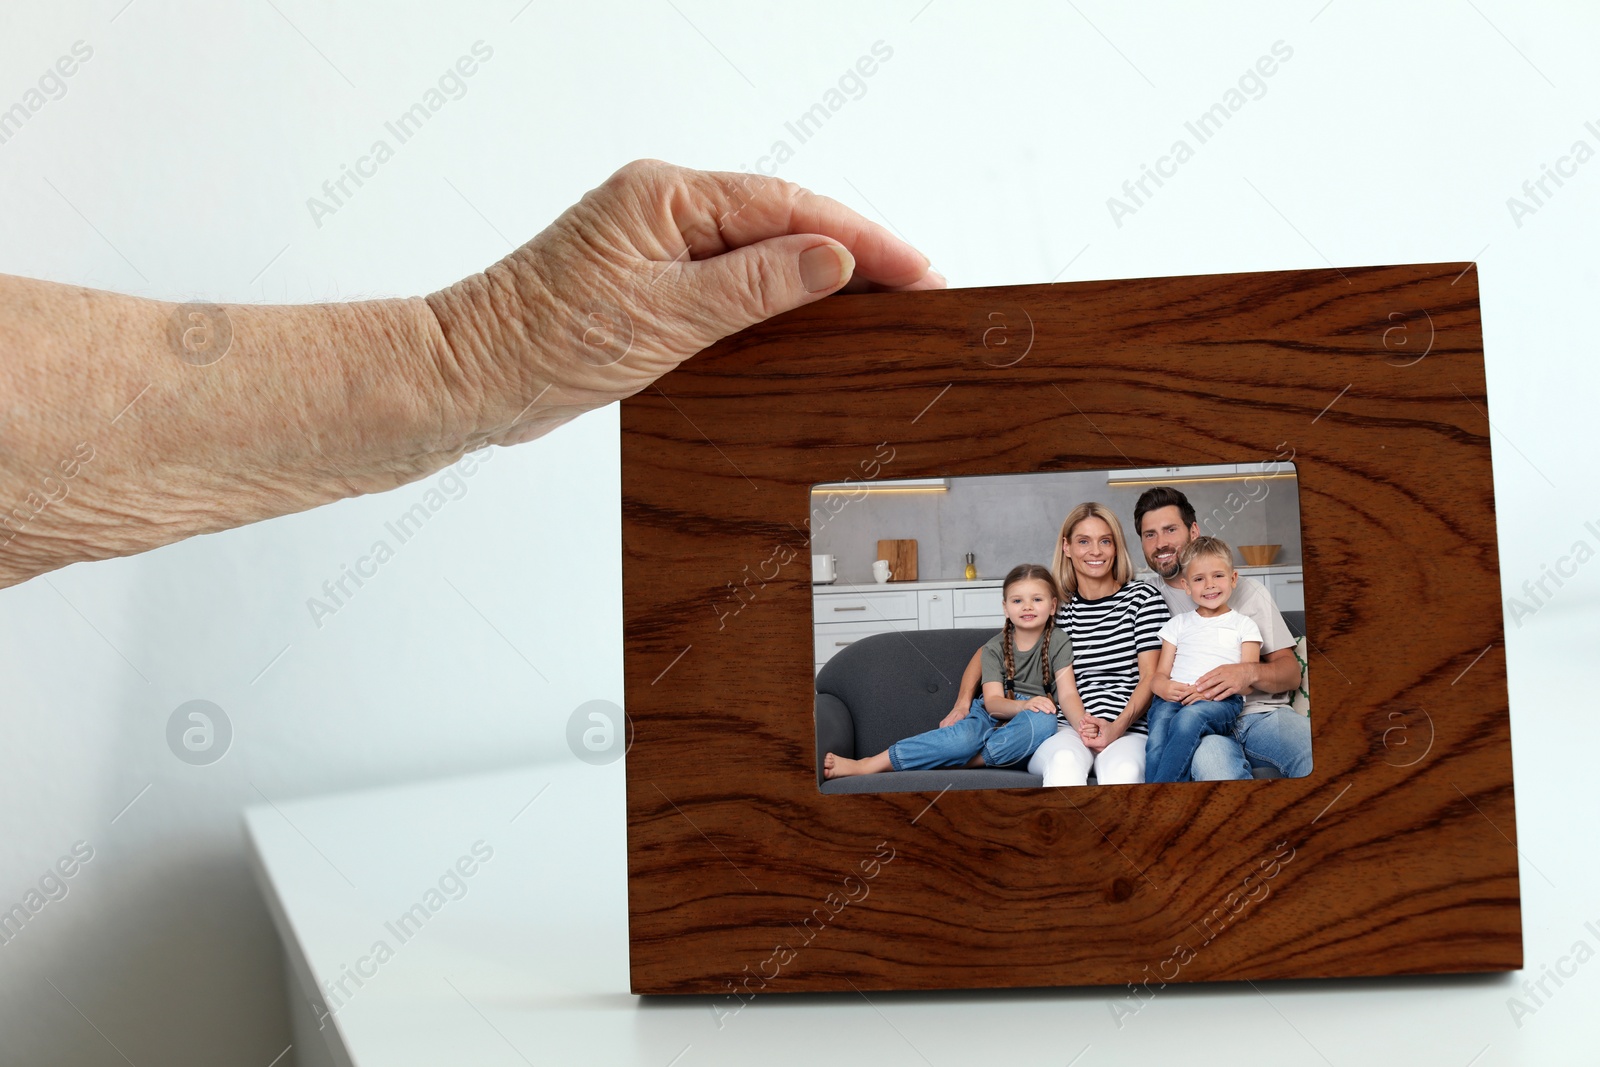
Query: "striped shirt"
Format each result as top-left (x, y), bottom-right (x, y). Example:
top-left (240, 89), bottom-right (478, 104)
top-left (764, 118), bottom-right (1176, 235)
top-left (1055, 580), bottom-right (1170, 733)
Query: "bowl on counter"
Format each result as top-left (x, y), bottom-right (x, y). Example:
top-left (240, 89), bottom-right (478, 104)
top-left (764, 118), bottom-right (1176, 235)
top-left (1237, 544), bottom-right (1281, 566)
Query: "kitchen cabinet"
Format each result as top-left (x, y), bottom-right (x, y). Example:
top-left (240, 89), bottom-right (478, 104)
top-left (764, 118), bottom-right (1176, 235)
top-left (1232, 565), bottom-right (1304, 613)
top-left (951, 584), bottom-right (1006, 632)
top-left (1257, 568), bottom-right (1305, 613)
top-left (812, 587), bottom-right (919, 625)
top-left (814, 579), bottom-right (1003, 672)
top-left (919, 588), bottom-right (955, 630)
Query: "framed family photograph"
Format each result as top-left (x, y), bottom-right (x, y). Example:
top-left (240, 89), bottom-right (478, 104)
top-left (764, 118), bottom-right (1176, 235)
top-left (620, 262), bottom-right (1519, 996)
top-left (811, 460), bottom-right (1309, 795)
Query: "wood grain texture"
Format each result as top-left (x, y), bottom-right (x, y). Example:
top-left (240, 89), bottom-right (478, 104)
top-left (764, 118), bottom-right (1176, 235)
top-left (621, 263), bottom-right (1519, 996)
top-left (876, 539), bottom-right (917, 582)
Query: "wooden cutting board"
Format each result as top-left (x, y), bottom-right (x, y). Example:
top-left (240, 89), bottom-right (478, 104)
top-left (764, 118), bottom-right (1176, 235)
top-left (876, 539), bottom-right (918, 582)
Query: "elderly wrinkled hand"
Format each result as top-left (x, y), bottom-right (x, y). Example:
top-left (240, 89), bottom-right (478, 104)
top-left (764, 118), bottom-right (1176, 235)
top-left (0, 159), bottom-right (943, 588)
top-left (427, 159), bottom-right (945, 447)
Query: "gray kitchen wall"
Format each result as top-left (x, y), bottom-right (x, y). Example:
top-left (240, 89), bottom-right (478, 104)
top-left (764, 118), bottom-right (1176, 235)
top-left (812, 467), bottom-right (1303, 586)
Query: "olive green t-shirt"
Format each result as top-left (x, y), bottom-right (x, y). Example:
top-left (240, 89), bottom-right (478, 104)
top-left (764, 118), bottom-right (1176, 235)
top-left (981, 625), bottom-right (1073, 700)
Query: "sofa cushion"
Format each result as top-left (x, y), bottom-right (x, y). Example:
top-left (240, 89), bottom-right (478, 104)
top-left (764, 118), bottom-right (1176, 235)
top-left (1290, 635), bottom-right (1311, 716)
top-left (816, 627), bottom-right (997, 760)
top-left (820, 767), bottom-right (1042, 795)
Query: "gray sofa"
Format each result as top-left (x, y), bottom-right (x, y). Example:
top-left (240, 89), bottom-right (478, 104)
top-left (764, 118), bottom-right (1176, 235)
top-left (814, 612), bottom-right (1307, 795)
top-left (816, 628), bottom-right (1027, 794)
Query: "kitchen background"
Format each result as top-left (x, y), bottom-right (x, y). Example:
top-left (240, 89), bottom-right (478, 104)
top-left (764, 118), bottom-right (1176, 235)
top-left (812, 462), bottom-right (1303, 587)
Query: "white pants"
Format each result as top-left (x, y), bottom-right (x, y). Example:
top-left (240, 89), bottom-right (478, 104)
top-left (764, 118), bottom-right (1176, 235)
top-left (1027, 724), bottom-right (1147, 787)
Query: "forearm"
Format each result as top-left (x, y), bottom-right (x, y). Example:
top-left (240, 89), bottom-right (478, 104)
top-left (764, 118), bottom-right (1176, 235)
top-left (1112, 680), bottom-right (1154, 731)
top-left (0, 160), bottom-right (945, 590)
top-left (984, 691), bottom-right (1024, 719)
top-left (1250, 654), bottom-right (1300, 695)
top-left (0, 275), bottom-right (483, 588)
top-left (954, 652), bottom-right (983, 710)
top-left (1058, 692), bottom-right (1087, 730)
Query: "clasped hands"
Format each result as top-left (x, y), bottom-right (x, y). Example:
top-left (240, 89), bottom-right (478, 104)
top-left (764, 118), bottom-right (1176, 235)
top-left (1073, 714), bottom-right (1121, 753)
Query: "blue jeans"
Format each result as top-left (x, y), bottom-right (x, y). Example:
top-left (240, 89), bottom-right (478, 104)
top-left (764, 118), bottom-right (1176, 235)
top-left (1144, 695), bottom-right (1243, 783)
top-left (888, 696), bottom-right (1057, 771)
top-left (1190, 707), bottom-right (1313, 780)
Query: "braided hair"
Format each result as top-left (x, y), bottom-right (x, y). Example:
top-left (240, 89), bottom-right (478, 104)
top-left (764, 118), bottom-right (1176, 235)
top-left (997, 563), bottom-right (1064, 705)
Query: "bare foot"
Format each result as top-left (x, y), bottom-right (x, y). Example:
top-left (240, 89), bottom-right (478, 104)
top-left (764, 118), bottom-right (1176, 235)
top-left (963, 752), bottom-right (986, 768)
top-left (824, 753), bottom-right (867, 779)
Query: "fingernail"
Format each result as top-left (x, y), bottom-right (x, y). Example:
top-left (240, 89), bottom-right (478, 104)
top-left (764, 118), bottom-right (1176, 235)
top-left (924, 268), bottom-right (948, 287)
top-left (800, 244), bottom-right (850, 293)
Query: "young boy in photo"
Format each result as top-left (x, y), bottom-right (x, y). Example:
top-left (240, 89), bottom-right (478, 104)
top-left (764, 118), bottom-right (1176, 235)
top-left (1144, 536), bottom-right (1261, 783)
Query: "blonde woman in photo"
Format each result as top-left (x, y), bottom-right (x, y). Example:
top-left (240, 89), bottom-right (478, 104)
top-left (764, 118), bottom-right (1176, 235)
top-left (952, 503), bottom-right (1169, 787)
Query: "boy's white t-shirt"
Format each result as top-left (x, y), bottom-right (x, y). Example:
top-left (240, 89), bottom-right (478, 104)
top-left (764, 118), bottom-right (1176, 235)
top-left (1154, 575), bottom-right (1295, 714)
top-left (1156, 608), bottom-right (1263, 685)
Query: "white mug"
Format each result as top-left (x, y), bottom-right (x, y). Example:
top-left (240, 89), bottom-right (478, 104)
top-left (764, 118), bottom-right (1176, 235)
top-left (872, 559), bottom-right (892, 583)
top-left (812, 554), bottom-right (837, 584)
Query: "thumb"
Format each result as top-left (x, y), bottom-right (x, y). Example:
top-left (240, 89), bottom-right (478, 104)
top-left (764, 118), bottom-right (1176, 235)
top-left (678, 235), bottom-right (855, 343)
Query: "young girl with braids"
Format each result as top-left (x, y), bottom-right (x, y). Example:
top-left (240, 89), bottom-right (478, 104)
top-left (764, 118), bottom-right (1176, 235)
top-left (949, 503), bottom-right (1171, 787)
top-left (823, 564), bottom-right (1085, 779)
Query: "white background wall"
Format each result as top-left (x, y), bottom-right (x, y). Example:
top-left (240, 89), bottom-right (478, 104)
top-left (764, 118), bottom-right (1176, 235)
top-left (0, 2), bottom-right (1595, 1065)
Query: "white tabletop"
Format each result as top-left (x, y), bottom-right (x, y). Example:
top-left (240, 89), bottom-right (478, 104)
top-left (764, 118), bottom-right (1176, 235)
top-left (246, 761), bottom-right (640, 1066)
top-left (246, 606), bottom-right (1595, 1066)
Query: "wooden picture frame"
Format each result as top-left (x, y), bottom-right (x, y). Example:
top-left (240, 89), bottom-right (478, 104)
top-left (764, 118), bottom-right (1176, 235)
top-left (620, 262), bottom-right (1519, 996)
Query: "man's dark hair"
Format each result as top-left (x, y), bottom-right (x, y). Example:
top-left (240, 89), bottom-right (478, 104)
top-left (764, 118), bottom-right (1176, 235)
top-left (1133, 486), bottom-right (1196, 537)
